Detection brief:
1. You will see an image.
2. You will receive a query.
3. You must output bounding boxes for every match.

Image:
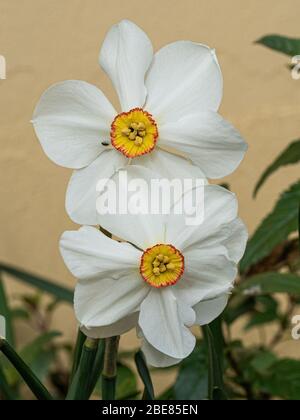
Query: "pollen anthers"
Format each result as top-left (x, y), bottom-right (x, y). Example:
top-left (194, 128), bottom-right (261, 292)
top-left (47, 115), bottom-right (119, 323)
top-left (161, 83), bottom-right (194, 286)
top-left (111, 108), bottom-right (158, 158)
top-left (140, 244), bottom-right (184, 288)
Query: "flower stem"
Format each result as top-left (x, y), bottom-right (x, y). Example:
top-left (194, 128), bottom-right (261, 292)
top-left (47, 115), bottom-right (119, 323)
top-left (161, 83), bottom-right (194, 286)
top-left (66, 337), bottom-right (99, 400)
top-left (88, 339), bottom-right (105, 395)
top-left (70, 329), bottom-right (86, 383)
top-left (0, 338), bottom-right (53, 400)
top-left (101, 336), bottom-right (120, 400)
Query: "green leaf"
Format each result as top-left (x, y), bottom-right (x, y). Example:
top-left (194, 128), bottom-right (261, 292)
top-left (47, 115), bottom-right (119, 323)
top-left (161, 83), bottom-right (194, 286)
top-left (202, 326), bottom-right (227, 400)
top-left (245, 296), bottom-right (279, 330)
top-left (224, 295), bottom-right (256, 324)
top-left (10, 308), bottom-right (30, 320)
top-left (238, 272), bottom-right (300, 295)
top-left (0, 263), bottom-right (73, 303)
top-left (0, 338), bottom-right (53, 400)
top-left (240, 181), bottom-right (300, 273)
top-left (19, 331), bottom-right (61, 380)
top-left (174, 342), bottom-right (208, 400)
top-left (0, 273), bottom-right (14, 346)
top-left (134, 351), bottom-right (154, 400)
top-left (254, 139), bottom-right (300, 197)
top-left (256, 35), bottom-right (300, 57)
top-left (261, 359), bottom-right (300, 400)
top-left (4, 331), bottom-right (61, 387)
top-left (116, 363), bottom-right (138, 400)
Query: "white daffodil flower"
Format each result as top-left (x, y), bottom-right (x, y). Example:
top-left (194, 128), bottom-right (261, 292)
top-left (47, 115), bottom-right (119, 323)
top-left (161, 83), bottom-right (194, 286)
top-left (32, 20), bottom-right (247, 226)
top-left (60, 183), bottom-right (247, 367)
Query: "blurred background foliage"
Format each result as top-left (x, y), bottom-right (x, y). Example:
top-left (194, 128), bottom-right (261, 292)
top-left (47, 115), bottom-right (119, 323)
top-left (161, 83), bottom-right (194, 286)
top-left (0, 34), bottom-right (300, 401)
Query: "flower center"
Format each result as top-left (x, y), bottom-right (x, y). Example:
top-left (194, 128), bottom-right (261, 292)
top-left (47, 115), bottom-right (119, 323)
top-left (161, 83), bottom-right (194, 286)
top-left (140, 244), bottom-right (184, 288)
top-left (111, 108), bottom-right (158, 158)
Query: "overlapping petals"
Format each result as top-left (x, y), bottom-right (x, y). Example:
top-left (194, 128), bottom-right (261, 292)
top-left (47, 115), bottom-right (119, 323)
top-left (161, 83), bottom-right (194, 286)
top-left (60, 184), bottom-right (247, 367)
top-left (33, 20), bottom-right (247, 225)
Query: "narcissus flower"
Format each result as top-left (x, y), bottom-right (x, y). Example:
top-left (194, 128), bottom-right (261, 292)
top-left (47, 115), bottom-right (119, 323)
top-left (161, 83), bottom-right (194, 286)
top-left (60, 184), bottom-right (247, 367)
top-left (32, 20), bottom-right (247, 225)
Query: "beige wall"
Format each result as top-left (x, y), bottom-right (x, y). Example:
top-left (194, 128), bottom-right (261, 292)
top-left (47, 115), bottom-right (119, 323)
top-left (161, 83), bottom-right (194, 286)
top-left (0, 0), bottom-right (299, 391)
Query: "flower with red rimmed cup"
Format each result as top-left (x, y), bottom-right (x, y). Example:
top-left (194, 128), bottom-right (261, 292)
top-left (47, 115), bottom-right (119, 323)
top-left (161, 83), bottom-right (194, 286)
top-left (32, 20), bottom-right (247, 226)
top-left (59, 183), bottom-right (247, 367)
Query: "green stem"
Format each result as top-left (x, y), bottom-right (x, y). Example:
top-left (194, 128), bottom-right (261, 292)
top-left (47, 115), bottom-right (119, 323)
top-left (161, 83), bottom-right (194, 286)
top-left (70, 329), bottom-right (86, 382)
top-left (66, 337), bottom-right (99, 400)
top-left (88, 339), bottom-right (105, 396)
top-left (0, 338), bottom-right (53, 400)
top-left (101, 336), bottom-right (120, 400)
top-left (202, 325), bottom-right (227, 400)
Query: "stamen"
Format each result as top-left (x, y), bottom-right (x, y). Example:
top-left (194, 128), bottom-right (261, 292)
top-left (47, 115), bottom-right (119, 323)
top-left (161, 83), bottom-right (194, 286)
top-left (129, 131), bottom-right (137, 140)
top-left (134, 136), bottom-right (143, 146)
top-left (153, 267), bottom-right (160, 276)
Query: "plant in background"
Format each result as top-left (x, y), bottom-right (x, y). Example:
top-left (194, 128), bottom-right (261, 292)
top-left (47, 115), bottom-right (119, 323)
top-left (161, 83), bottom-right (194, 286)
top-left (0, 29), bottom-right (299, 401)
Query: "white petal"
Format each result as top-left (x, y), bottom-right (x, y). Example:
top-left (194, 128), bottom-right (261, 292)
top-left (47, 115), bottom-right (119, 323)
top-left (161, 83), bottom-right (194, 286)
top-left (66, 149), bottom-right (126, 225)
top-left (99, 20), bottom-right (153, 111)
top-left (136, 147), bottom-right (207, 180)
top-left (159, 112), bottom-right (247, 178)
top-left (145, 41), bottom-right (222, 121)
top-left (141, 335), bottom-right (183, 368)
top-left (98, 165), bottom-right (166, 250)
top-left (223, 218), bottom-right (248, 263)
top-left (60, 226), bottom-right (141, 281)
top-left (74, 271), bottom-right (149, 327)
top-left (175, 251), bottom-right (236, 307)
top-left (193, 294), bottom-right (229, 326)
top-left (139, 288), bottom-right (196, 359)
top-left (165, 185), bottom-right (238, 251)
top-left (80, 312), bottom-right (138, 339)
top-left (32, 80), bottom-right (116, 168)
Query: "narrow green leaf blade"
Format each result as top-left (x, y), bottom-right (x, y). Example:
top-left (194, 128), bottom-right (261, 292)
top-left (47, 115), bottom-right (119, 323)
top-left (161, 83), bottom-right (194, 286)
top-left (240, 181), bottom-right (300, 273)
top-left (238, 272), bottom-right (300, 295)
top-left (202, 326), bottom-right (227, 400)
top-left (134, 350), bottom-right (154, 400)
top-left (0, 263), bottom-right (73, 303)
top-left (256, 35), bottom-right (300, 57)
top-left (0, 338), bottom-right (53, 400)
top-left (254, 139), bottom-right (300, 197)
